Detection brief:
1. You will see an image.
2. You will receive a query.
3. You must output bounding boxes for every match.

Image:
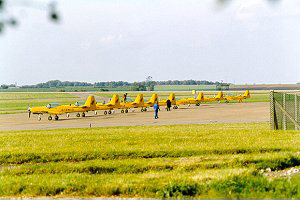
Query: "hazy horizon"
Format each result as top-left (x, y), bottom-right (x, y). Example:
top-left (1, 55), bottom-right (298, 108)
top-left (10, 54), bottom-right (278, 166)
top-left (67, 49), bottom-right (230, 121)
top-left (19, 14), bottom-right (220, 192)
top-left (1, 0), bottom-right (299, 85)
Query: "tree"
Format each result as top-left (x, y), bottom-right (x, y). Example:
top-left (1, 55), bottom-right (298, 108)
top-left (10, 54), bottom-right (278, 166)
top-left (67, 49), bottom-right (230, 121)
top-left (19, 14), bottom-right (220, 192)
top-left (145, 76), bottom-right (155, 91)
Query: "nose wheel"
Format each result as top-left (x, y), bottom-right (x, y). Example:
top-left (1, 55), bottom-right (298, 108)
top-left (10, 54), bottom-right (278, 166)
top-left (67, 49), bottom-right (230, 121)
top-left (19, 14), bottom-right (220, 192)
top-left (48, 116), bottom-right (52, 120)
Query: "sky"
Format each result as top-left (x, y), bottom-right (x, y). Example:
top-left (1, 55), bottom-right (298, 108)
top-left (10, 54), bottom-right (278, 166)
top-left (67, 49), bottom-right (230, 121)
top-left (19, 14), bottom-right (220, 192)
top-left (0, 0), bottom-right (299, 85)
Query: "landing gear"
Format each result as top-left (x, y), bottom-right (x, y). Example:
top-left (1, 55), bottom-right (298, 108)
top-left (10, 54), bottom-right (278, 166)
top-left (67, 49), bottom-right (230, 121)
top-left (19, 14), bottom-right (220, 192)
top-left (38, 115), bottom-right (41, 121)
top-left (141, 108), bottom-right (147, 112)
top-left (66, 113), bottom-right (70, 118)
top-left (173, 106), bottom-right (178, 109)
top-left (55, 115), bottom-right (59, 121)
top-left (125, 109), bottom-right (128, 113)
top-left (121, 110), bottom-right (124, 113)
top-left (144, 108), bottom-right (147, 112)
top-left (104, 111), bottom-right (107, 115)
top-left (48, 116), bottom-right (52, 120)
top-left (108, 110), bottom-right (112, 115)
top-left (196, 103), bottom-right (200, 106)
top-left (94, 111), bottom-right (98, 115)
top-left (82, 113), bottom-right (86, 117)
top-left (76, 113), bottom-right (80, 117)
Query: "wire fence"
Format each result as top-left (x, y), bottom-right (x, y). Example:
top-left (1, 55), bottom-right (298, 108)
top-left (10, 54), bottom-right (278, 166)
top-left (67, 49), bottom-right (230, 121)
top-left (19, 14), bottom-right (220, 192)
top-left (270, 91), bottom-right (300, 130)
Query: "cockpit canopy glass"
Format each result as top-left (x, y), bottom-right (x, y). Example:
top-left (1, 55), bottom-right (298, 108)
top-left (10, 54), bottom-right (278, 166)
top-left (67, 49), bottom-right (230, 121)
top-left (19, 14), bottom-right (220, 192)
top-left (46, 103), bottom-right (60, 108)
top-left (74, 101), bottom-right (85, 106)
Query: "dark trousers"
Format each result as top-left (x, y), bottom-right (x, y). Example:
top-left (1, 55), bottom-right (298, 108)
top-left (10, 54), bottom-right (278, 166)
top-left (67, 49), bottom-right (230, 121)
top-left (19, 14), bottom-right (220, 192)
top-left (154, 110), bottom-right (159, 119)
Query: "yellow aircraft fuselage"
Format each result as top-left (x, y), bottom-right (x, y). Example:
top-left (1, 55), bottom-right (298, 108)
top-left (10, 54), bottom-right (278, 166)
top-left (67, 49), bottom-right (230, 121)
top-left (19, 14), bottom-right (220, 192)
top-left (224, 90), bottom-right (250, 102)
top-left (29, 96), bottom-right (97, 120)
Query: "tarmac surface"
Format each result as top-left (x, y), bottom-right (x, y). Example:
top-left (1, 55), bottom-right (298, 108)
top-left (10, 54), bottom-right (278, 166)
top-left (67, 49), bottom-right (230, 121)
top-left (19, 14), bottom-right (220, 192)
top-left (0, 102), bottom-right (269, 131)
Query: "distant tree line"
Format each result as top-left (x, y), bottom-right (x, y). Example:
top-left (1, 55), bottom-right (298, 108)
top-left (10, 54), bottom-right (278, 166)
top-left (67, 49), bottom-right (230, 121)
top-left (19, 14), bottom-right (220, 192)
top-left (17, 80), bottom-right (225, 89)
top-left (0, 84), bottom-right (16, 89)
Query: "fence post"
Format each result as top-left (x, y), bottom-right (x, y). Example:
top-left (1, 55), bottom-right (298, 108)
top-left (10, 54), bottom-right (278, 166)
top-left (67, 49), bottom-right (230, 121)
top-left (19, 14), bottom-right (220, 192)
top-left (283, 93), bottom-right (287, 130)
top-left (295, 94), bottom-right (298, 130)
top-left (270, 91), bottom-right (275, 130)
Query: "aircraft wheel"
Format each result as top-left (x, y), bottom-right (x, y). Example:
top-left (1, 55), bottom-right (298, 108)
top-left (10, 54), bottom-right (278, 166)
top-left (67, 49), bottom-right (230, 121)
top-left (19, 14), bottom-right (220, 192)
top-left (82, 113), bottom-right (85, 117)
top-left (196, 103), bottom-right (200, 106)
top-left (125, 109), bottom-right (128, 113)
top-left (104, 111), bottom-right (107, 115)
top-left (66, 113), bottom-right (70, 118)
top-left (121, 110), bottom-right (124, 113)
top-left (48, 116), bottom-right (52, 121)
top-left (55, 115), bottom-right (59, 121)
top-left (76, 113), bottom-right (80, 117)
top-left (144, 108), bottom-right (147, 112)
top-left (173, 106), bottom-right (178, 109)
top-left (141, 108), bottom-right (144, 112)
top-left (108, 110), bottom-right (112, 115)
top-left (38, 116), bottom-right (41, 121)
top-left (94, 111), bottom-right (98, 115)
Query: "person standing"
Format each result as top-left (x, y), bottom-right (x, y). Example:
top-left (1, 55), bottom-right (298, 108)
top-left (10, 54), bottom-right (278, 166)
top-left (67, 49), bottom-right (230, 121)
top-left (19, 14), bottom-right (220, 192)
top-left (166, 99), bottom-right (171, 111)
top-left (153, 102), bottom-right (160, 119)
top-left (123, 93), bottom-right (128, 102)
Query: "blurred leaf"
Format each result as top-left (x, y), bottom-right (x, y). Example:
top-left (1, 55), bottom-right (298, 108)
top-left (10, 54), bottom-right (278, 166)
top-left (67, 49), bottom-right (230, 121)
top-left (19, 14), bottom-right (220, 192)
top-left (49, 11), bottom-right (59, 22)
top-left (8, 17), bottom-right (18, 27)
top-left (0, 0), bottom-right (4, 10)
top-left (0, 22), bottom-right (4, 33)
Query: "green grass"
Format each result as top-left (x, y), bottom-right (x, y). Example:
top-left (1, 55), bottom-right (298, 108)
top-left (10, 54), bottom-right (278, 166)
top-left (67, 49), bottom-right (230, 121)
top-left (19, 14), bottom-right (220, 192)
top-left (0, 92), bottom-right (76, 100)
top-left (0, 93), bottom-right (80, 113)
top-left (0, 123), bottom-right (299, 197)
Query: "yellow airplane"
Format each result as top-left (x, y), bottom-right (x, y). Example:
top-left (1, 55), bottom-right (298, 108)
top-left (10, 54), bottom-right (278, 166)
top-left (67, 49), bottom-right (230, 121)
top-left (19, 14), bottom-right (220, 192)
top-left (176, 92), bottom-right (204, 106)
top-left (120, 94), bottom-right (146, 112)
top-left (96, 94), bottom-right (121, 115)
top-left (159, 93), bottom-right (178, 108)
top-left (143, 94), bottom-right (159, 110)
top-left (224, 90), bottom-right (250, 103)
top-left (176, 92), bottom-right (225, 107)
top-left (201, 91), bottom-right (224, 103)
top-left (28, 96), bottom-right (96, 121)
top-left (96, 94), bottom-right (145, 114)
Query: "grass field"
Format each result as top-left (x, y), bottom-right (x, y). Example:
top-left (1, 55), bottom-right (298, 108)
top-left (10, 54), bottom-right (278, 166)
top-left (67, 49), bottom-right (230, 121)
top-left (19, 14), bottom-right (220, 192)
top-left (0, 93), bottom-right (79, 114)
top-left (0, 123), bottom-right (299, 197)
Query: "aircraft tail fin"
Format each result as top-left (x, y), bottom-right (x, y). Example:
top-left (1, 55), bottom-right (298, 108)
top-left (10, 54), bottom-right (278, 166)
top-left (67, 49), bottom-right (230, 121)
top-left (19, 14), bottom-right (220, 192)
top-left (168, 93), bottom-right (176, 104)
top-left (215, 91), bottom-right (223, 99)
top-left (243, 90), bottom-right (250, 98)
top-left (108, 94), bottom-right (120, 106)
top-left (197, 92), bottom-right (204, 100)
top-left (133, 94), bottom-right (144, 104)
top-left (83, 96), bottom-right (97, 109)
top-left (149, 94), bottom-right (158, 104)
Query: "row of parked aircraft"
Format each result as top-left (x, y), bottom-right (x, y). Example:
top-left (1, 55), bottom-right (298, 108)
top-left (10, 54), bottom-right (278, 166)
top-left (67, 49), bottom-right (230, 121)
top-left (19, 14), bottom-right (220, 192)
top-left (28, 90), bottom-right (250, 121)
